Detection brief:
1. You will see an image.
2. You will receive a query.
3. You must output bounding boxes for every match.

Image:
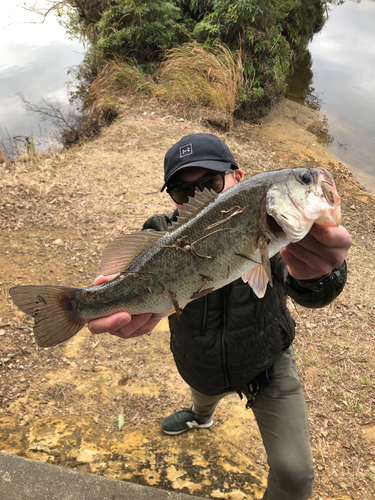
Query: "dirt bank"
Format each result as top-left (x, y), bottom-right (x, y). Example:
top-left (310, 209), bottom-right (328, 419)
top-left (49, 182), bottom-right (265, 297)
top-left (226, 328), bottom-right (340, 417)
top-left (0, 98), bottom-right (374, 500)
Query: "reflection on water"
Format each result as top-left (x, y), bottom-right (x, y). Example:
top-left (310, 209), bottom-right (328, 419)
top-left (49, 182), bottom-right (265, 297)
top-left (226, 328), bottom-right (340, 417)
top-left (0, 2), bottom-right (84, 159)
top-left (306, 119), bottom-right (334, 148)
top-left (287, 52), bottom-right (322, 111)
top-left (0, 41), bottom-right (83, 158)
top-left (287, 0), bottom-right (375, 194)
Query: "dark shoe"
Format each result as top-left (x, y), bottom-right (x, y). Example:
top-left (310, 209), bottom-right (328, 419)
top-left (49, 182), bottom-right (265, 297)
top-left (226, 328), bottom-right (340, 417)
top-left (161, 406), bottom-right (213, 435)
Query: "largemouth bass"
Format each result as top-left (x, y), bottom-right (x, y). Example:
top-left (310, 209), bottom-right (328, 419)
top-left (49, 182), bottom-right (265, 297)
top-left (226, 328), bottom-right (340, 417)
top-left (10, 167), bottom-right (341, 348)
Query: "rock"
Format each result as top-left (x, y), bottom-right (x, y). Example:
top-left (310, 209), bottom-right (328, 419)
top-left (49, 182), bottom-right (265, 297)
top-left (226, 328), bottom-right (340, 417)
top-left (52, 239), bottom-right (64, 247)
top-left (23, 416), bottom-right (267, 498)
top-left (362, 426), bottom-right (375, 445)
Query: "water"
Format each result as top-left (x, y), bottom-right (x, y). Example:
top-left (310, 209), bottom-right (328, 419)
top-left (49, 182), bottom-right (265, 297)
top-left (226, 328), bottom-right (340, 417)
top-left (0, 1), bottom-right (84, 157)
top-left (287, 0), bottom-right (375, 193)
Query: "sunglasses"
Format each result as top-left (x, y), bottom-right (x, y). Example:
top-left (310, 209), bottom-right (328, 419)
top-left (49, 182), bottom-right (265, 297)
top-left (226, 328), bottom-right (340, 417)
top-left (166, 169), bottom-right (234, 204)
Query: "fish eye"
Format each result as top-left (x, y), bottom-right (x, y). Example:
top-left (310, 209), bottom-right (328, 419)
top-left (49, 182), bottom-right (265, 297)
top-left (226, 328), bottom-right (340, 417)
top-left (300, 172), bottom-right (311, 184)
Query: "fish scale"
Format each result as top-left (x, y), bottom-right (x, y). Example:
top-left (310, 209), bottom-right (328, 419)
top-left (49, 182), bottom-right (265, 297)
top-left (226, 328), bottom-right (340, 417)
top-left (9, 167), bottom-right (341, 347)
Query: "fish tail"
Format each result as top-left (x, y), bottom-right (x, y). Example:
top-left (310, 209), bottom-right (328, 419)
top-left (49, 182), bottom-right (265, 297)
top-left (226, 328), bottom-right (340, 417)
top-left (9, 285), bottom-right (86, 348)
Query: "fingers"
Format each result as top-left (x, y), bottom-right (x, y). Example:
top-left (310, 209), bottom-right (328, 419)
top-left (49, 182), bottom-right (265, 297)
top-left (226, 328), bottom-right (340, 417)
top-left (306, 224), bottom-right (352, 250)
top-left (128, 318), bottom-right (162, 338)
top-left (280, 246), bottom-right (332, 279)
top-left (89, 275), bottom-right (162, 339)
top-left (93, 274), bottom-right (119, 286)
top-left (114, 314), bottom-right (160, 339)
top-left (88, 312), bottom-right (133, 335)
top-left (281, 236), bottom-right (338, 277)
top-left (87, 312), bottom-right (160, 339)
top-left (281, 224), bottom-right (352, 280)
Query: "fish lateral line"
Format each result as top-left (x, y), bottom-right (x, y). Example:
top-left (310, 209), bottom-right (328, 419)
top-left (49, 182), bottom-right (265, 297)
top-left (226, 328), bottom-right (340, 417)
top-left (120, 270), bottom-right (172, 279)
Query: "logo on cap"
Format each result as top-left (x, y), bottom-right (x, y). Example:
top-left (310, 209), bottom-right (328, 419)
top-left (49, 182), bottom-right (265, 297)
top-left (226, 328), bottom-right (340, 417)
top-left (179, 143), bottom-right (193, 158)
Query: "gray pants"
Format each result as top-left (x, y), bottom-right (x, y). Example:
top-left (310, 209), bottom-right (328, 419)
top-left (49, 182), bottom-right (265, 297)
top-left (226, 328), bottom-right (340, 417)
top-left (191, 347), bottom-right (315, 500)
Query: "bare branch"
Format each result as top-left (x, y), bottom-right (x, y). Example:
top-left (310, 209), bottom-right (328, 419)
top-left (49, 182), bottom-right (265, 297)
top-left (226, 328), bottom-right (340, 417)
top-left (17, 1), bottom-right (101, 25)
top-left (16, 1), bottom-right (67, 25)
top-left (16, 91), bottom-right (76, 132)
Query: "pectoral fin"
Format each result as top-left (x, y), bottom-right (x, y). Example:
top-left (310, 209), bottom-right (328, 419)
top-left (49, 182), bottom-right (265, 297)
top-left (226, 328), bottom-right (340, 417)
top-left (242, 265), bottom-right (270, 298)
top-left (241, 235), bottom-right (273, 299)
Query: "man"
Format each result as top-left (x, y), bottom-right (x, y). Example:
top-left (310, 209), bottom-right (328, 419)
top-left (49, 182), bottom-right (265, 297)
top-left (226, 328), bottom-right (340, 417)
top-left (88, 133), bottom-right (352, 500)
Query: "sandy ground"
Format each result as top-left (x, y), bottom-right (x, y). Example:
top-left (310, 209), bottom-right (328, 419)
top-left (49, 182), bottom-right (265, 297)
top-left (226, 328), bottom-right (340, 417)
top-left (0, 97), bottom-right (375, 500)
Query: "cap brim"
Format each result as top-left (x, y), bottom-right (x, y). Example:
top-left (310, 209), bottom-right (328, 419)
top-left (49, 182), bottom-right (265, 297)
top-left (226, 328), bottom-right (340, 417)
top-left (161, 161), bottom-right (235, 191)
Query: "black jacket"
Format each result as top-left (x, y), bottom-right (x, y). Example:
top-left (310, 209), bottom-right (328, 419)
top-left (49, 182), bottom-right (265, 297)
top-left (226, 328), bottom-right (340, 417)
top-left (143, 213), bottom-right (347, 396)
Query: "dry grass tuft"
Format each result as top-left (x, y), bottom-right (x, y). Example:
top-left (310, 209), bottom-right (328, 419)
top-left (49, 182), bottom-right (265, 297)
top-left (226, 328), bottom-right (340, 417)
top-left (86, 44), bottom-right (243, 123)
top-left (86, 57), bottom-right (157, 119)
top-left (159, 43), bottom-right (243, 119)
top-left (81, 44), bottom-right (244, 131)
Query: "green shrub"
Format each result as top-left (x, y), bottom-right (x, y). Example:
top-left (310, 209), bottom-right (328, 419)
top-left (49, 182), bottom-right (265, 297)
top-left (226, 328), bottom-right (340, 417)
top-left (95, 0), bottom-right (183, 62)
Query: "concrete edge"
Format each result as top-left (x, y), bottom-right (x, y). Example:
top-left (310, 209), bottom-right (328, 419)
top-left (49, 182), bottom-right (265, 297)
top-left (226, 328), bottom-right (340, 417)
top-left (0, 451), bottom-right (204, 500)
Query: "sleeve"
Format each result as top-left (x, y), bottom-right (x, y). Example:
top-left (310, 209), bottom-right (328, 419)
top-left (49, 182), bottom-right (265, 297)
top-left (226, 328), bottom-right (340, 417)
top-left (142, 213), bottom-right (175, 232)
top-left (272, 254), bottom-right (347, 309)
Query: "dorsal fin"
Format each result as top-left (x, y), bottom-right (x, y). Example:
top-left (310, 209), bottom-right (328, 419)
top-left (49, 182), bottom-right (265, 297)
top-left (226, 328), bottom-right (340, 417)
top-left (100, 232), bottom-right (163, 276)
top-left (169, 188), bottom-right (218, 232)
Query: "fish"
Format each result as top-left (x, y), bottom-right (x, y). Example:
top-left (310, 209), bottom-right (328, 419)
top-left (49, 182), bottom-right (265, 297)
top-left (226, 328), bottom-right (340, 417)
top-left (10, 166), bottom-right (341, 348)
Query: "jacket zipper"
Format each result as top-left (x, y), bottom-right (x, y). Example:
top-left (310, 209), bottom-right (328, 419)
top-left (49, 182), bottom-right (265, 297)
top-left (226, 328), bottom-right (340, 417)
top-left (221, 286), bottom-right (230, 389)
top-left (199, 295), bottom-right (208, 336)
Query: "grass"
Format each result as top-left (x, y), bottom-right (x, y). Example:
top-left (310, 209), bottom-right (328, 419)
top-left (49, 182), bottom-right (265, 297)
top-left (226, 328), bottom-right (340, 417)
top-left (159, 43), bottom-right (243, 116)
top-left (87, 57), bottom-right (157, 119)
top-left (83, 43), bottom-right (243, 128)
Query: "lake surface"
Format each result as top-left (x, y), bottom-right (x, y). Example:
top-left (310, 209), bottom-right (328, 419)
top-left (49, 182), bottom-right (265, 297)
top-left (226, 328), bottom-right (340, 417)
top-left (0, 1), bottom-right (84, 157)
top-left (287, 0), bottom-right (375, 193)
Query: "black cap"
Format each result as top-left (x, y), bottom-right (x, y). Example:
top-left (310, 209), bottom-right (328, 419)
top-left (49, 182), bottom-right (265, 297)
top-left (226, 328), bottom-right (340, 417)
top-left (161, 133), bottom-right (238, 191)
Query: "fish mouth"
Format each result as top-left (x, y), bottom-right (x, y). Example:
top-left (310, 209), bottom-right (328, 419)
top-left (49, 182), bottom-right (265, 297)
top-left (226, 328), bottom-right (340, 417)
top-left (316, 168), bottom-right (342, 226)
top-left (266, 213), bottom-right (286, 237)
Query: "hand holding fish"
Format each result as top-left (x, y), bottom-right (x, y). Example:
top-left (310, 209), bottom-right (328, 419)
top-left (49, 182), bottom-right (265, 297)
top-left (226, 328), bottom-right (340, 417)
top-left (280, 224), bottom-right (352, 280)
top-left (87, 275), bottom-right (161, 338)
